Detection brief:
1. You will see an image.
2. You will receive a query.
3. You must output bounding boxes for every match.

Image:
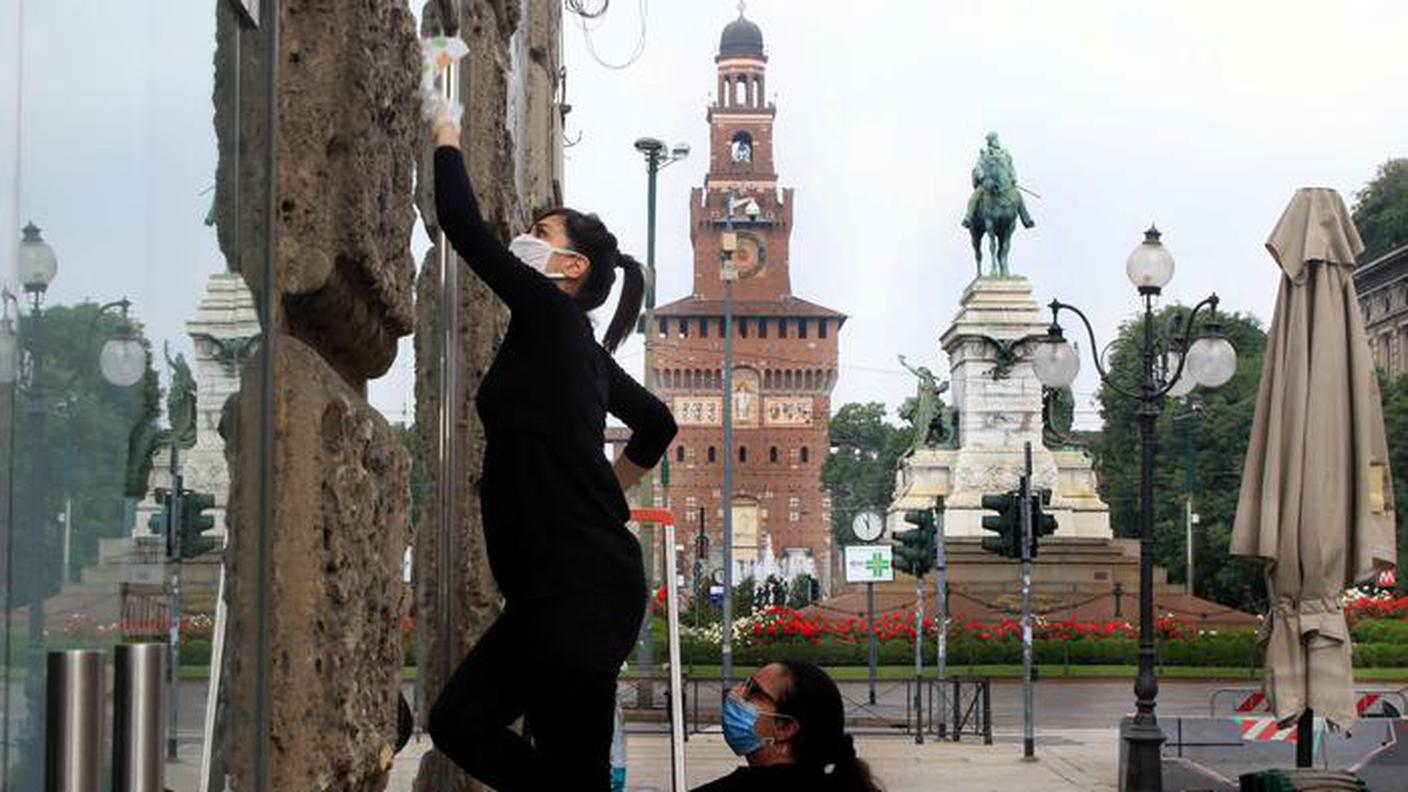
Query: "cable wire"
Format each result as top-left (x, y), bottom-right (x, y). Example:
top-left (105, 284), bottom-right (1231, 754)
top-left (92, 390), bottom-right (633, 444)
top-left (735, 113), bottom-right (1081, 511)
top-left (573, 0), bottom-right (648, 70)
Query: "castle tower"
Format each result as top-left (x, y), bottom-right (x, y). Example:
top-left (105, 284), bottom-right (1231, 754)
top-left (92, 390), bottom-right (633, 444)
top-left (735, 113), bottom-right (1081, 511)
top-left (654, 8), bottom-right (845, 591)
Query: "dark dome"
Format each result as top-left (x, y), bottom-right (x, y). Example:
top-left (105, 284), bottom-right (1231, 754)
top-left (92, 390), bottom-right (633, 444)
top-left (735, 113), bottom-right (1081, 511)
top-left (719, 15), bottom-right (764, 57)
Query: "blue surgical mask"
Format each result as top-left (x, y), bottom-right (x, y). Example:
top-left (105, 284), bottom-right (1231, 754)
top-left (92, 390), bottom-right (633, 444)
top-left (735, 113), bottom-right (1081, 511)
top-left (722, 693), bottom-right (773, 756)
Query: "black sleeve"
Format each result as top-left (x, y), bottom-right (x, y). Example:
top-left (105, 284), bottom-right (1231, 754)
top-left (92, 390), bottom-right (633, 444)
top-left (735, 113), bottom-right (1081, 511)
top-left (606, 351), bottom-right (678, 468)
top-left (434, 146), bottom-right (564, 313)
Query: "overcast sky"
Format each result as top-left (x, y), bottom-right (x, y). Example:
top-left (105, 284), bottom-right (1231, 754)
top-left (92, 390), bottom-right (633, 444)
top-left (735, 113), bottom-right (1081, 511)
top-left (5, 1), bottom-right (1406, 432)
top-left (545, 0), bottom-right (1408, 428)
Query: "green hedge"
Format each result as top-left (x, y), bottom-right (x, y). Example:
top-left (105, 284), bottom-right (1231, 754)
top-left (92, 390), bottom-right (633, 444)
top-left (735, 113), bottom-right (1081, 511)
top-left (1351, 619), bottom-right (1408, 645)
top-left (666, 634), bottom-right (1408, 669)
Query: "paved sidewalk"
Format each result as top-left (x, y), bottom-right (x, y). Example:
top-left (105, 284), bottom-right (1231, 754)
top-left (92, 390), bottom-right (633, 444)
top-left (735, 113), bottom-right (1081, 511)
top-left (386, 730), bottom-right (1120, 791)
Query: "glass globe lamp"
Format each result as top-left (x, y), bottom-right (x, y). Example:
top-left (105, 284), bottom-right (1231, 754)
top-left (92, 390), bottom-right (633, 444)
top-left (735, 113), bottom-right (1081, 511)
top-left (18, 222), bottom-right (58, 295)
top-left (1126, 226), bottom-right (1175, 293)
top-left (1185, 324), bottom-right (1237, 388)
top-left (99, 326), bottom-right (146, 387)
top-left (1031, 329), bottom-right (1081, 388)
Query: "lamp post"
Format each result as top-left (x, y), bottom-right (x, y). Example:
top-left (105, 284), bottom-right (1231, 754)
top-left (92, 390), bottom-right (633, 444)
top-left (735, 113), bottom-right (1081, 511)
top-left (1031, 227), bottom-right (1236, 792)
top-left (719, 191), bottom-right (760, 691)
top-left (7, 222), bottom-right (146, 784)
top-left (631, 137), bottom-right (688, 692)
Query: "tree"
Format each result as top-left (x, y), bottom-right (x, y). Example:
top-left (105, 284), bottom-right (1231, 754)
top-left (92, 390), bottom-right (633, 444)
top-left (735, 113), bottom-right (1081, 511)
top-left (10, 302), bottom-right (157, 604)
top-left (1090, 306), bottom-right (1268, 609)
top-left (821, 402), bottom-right (914, 549)
top-left (1352, 158), bottom-right (1408, 260)
top-left (1378, 371), bottom-right (1408, 586)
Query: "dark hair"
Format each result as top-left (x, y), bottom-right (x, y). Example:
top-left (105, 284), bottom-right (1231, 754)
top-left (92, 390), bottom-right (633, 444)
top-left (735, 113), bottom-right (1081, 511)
top-left (774, 660), bottom-right (882, 791)
top-left (536, 207), bottom-right (644, 354)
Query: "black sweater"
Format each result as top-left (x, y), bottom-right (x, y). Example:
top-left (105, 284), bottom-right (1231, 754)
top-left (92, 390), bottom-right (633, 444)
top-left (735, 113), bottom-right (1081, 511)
top-left (434, 146), bottom-right (677, 606)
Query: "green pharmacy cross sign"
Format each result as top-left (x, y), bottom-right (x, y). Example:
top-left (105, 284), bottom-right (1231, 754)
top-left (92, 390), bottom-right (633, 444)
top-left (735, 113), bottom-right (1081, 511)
top-left (844, 544), bottom-right (895, 584)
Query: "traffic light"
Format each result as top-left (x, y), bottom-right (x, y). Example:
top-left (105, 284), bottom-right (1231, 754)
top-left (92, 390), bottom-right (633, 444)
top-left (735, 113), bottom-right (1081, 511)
top-left (980, 491), bottom-right (1021, 559)
top-left (1029, 488), bottom-right (1057, 558)
top-left (895, 507), bottom-right (937, 577)
top-left (179, 490), bottom-right (219, 558)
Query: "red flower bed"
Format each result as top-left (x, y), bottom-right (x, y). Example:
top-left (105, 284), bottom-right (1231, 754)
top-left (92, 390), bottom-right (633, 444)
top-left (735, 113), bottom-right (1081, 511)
top-left (742, 607), bottom-right (1169, 647)
top-left (1346, 594), bottom-right (1408, 624)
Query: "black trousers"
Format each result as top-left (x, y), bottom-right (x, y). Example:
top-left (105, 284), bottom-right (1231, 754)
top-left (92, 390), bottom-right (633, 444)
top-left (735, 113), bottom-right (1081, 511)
top-left (429, 594), bottom-right (642, 791)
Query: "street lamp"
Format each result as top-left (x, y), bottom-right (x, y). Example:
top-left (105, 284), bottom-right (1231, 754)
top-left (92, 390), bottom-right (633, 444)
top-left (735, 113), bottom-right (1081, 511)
top-left (6, 224), bottom-right (145, 784)
top-left (1031, 226), bottom-right (1235, 792)
top-left (631, 136), bottom-right (688, 694)
top-left (719, 191), bottom-right (760, 691)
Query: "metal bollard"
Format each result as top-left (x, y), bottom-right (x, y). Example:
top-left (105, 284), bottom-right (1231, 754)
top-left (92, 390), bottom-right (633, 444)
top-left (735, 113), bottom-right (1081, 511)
top-left (46, 649), bottom-right (106, 792)
top-left (114, 643), bottom-right (166, 792)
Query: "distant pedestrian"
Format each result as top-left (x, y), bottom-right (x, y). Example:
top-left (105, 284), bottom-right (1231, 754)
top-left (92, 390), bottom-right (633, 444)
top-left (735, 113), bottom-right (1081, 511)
top-left (693, 661), bottom-right (883, 792)
top-left (421, 41), bottom-right (677, 791)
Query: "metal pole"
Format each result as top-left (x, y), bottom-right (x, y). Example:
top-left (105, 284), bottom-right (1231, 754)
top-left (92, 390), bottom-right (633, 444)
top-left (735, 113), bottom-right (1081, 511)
top-left (635, 148), bottom-right (660, 705)
top-left (1124, 294), bottom-right (1165, 792)
top-left (867, 581), bottom-right (877, 705)
top-left (720, 197), bottom-right (737, 691)
top-left (1020, 443), bottom-right (1035, 760)
top-left (434, 53), bottom-right (462, 709)
top-left (914, 567), bottom-right (924, 745)
top-left (61, 498), bottom-right (71, 587)
top-left (1184, 498), bottom-right (1193, 597)
top-left (935, 504), bottom-right (948, 738)
top-left (663, 523), bottom-right (687, 790)
top-left (113, 643), bottom-right (165, 792)
top-left (166, 471), bottom-right (183, 761)
top-left (45, 649), bottom-right (105, 792)
top-left (1296, 708), bottom-right (1313, 767)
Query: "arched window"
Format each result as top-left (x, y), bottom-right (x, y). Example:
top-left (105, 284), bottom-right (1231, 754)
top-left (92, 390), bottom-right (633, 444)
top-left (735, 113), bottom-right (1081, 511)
top-left (758, 318), bottom-right (768, 338)
top-left (798, 319), bottom-right (808, 339)
top-left (800, 446), bottom-right (810, 464)
top-left (769, 446), bottom-right (779, 463)
top-left (819, 320), bottom-right (829, 339)
top-left (739, 446), bottom-right (748, 464)
top-left (679, 318), bottom-right (689, 338)
top-left (676, 445), bottom-right (686, 463)
top-left (733, 77), bottom-right (747, 107)
top-left (731, 130), bottom-right (753, 163)
top-left (708, 446), bottom-right (717, 464)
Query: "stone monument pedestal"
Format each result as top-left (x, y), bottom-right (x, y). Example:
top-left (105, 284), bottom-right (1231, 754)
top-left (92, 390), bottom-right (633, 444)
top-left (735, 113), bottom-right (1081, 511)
top-left (889, 277), bottom-right (1110, 539)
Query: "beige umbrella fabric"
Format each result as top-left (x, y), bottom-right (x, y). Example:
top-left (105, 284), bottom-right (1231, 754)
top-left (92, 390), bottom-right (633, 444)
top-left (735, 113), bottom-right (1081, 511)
top-left (1231, 187), bottom-right (1397, 730)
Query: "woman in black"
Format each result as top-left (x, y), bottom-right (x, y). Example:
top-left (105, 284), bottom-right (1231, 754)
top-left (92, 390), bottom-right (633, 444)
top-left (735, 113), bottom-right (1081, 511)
top-left (694, 661), bottom-right (883, 792)
top-left (424, 107), bottom-right (676, 788)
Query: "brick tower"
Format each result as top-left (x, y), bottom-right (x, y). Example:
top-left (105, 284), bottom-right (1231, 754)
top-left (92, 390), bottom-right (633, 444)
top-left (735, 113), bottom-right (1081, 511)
top-left (654, 8), bottom-right (845, 592)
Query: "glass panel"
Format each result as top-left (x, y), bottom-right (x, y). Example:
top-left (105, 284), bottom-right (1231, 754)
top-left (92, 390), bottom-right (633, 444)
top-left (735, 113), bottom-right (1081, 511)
top-left (3, 1), bottom-right (274, 788)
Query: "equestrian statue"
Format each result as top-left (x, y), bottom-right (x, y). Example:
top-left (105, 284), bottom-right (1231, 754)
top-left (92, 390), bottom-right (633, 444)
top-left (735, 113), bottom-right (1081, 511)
top-left (961, 131), bottom-right (1035, 278)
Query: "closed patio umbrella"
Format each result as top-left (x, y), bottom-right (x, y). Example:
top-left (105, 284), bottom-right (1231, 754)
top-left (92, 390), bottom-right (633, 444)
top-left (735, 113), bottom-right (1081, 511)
top-left (1231, 187), bottom-right (1396, 732)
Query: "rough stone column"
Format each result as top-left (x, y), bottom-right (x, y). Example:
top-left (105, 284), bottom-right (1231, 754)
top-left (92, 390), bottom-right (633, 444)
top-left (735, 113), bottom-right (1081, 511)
top-left (412, 2), bottom-right (563, 790)
top-left (213, 0), bottom-right (422, 788)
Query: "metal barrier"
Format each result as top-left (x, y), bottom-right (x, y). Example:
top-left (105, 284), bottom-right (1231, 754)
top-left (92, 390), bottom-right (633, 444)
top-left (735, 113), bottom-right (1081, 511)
top-left (46, 649), bottom-right (106, 792)
top-left (1209, 686), bottom-right (1408, 719)
top-left (930, 677), bottom-right (992, 744)
top-left (113, 643), bottom-right (165, 792)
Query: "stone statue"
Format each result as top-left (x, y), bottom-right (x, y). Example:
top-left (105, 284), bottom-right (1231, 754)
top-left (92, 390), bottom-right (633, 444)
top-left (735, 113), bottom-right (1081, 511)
top-left (165, 344), bottom-right (198, 451)
top-left (961, 131), bottom-right (1035, 279)
top-left (898, 355), bottom-right (951, 454)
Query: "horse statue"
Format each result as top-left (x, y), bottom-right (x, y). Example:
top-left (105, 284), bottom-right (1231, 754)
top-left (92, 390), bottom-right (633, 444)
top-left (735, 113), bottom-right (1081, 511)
top-left (961, 131), bottom-right (1035, 279)
top-left (968, 166), bottom-right (1020, 278)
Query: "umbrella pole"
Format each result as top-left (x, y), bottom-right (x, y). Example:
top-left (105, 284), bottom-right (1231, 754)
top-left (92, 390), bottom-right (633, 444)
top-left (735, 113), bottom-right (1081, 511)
top-left (1295, 709), bottom-right (1313, 767)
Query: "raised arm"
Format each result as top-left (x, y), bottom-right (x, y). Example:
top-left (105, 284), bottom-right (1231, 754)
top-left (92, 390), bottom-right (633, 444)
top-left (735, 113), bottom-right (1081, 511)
top-left (433, 137), bottom-right (562, 314)
top-left (605, 351), bottom-right (678, 491)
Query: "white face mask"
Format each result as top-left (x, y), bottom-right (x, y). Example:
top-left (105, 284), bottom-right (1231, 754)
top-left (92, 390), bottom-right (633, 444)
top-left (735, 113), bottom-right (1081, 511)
top-left (508, 233), bottom-right (575, 280)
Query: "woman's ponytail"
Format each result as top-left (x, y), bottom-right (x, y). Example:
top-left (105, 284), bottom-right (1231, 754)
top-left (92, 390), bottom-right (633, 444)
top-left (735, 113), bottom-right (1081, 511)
top-left (775, 661), bottom-right (883, 791)
top-left (602, 252), bottom-right (644, 354)
top-left (536, 207), bottom-right (645, 354)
